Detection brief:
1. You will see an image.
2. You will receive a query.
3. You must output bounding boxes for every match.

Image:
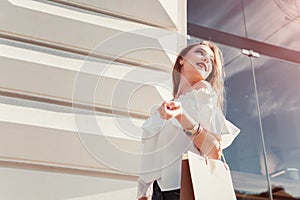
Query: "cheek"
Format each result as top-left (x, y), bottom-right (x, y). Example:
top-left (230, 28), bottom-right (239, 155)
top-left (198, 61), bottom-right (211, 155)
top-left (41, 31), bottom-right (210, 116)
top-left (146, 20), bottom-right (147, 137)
top-left (183, 63), bottom-right (196, 73)
top-left (208, 64), bottom-right (214, 74)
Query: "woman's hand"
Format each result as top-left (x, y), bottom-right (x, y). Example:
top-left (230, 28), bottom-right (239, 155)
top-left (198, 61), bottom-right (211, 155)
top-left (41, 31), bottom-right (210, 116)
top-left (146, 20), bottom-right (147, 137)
top-left (193, 130), bottom-right (222, 159)
top-left (138, 197), bottom-right (149, 200)
top-left (157, 100), bottom-right (182, 120)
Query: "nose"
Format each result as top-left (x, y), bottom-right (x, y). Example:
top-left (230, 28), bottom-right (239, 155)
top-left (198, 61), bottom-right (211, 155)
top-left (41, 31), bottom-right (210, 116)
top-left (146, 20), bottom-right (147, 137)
top-left (201, 56), bottom-right (209, 63)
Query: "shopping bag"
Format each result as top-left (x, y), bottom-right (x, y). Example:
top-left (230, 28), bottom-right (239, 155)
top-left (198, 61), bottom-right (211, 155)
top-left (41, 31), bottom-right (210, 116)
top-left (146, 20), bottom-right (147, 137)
top-left (180, 151), bottom-right (236, 200)
top-left (180, 153), bottom-right (195, 200)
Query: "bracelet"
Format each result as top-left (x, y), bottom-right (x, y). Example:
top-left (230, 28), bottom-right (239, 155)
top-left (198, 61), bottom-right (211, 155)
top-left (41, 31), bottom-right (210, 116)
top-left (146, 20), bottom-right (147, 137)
top-left (196, 123), bottom-right (204, 135)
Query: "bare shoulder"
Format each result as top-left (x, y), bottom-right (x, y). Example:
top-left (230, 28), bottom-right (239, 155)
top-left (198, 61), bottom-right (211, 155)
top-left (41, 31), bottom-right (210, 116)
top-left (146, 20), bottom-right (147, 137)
top-left (192, 80), bottom-right (209, 90)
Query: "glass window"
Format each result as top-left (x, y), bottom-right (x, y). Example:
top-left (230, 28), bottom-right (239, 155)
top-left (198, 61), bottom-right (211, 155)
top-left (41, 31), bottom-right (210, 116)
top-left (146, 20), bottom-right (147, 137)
top-left (188, 35), bottom-right (300, 199)
top-left (225, 48), bottom-right (300, 199)
top-left (221, 45), bottom-right (271, 199)
top-left (188, 36), bottom-right (271, 198)
top-left (244, 0), bottom-right (300, 52)
top-left (188, 0), bottom-right (300, 52)
top-left (253, 55), bottom-right (300, 198)
top-left (187, 0), bottom-right (246, 36)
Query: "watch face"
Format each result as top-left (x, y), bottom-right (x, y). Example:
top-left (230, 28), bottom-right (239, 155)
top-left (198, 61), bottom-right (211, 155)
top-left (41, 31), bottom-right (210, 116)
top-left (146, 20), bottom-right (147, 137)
top-left (185, 131), bottom-right (193, 136)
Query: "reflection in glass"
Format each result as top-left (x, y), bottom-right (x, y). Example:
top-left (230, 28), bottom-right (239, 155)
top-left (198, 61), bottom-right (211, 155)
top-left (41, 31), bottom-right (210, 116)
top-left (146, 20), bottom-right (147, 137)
top-left (188, 0), bottom-right (300, 198)
top-left (244, 0), bottom-right (300, 52)
top-left (253, 55), bottom-right (300, 198)
top-left (223, 47), bottom-right (272, 199)
top-left (188, 0), bottom-right (300, 52)
top-left (188, 37), bottom-right (271, 198)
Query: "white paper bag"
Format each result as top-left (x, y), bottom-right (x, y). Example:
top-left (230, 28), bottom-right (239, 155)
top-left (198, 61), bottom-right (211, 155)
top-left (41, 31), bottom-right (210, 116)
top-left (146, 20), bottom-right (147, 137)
top-left (180, 151), bottom-right (236, 200)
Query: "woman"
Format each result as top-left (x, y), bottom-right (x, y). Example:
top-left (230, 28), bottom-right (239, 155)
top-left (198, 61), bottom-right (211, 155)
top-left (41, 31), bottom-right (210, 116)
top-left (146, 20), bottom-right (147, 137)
top-left (137, 41), bottom-right (240, 200)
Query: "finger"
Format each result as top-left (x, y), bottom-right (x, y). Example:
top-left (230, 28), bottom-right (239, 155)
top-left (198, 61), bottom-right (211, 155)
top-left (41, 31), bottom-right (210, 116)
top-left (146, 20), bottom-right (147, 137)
top-left (166, 101), bottom-right (181, 110)
top-left (159, 102), bottom-right (167, 113)
top-left (162, 103), bottom-right (169, 113)
top-left (157, 106), bottom-right (161, 114)
top-left (160, 101), bottom-right (166, 109)
top-left (166, 103), bottom-right (172, 110)
top-left (166, 101), bottom-right (174, 106)
top-left (172, 101), bottom-right (181, 107)
top-left (160, 113), bottom-right (166, 119)
top-left (158, 106), bottom-right (164, 117)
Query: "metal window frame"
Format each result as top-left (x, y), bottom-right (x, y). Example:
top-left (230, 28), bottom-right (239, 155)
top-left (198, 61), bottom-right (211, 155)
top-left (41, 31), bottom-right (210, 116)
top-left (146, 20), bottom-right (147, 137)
top-left (188, 23), bottom-right (300, 64)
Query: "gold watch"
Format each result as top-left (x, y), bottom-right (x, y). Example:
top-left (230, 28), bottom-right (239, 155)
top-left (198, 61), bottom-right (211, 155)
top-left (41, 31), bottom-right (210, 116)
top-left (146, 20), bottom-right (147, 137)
top-left (183, 123), bottom-right (199, 136)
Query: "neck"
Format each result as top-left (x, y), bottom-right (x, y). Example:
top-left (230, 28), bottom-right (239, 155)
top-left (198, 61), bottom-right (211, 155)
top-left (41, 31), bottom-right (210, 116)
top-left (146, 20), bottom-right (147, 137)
top-left (176, 76), bottom-right (202, 97)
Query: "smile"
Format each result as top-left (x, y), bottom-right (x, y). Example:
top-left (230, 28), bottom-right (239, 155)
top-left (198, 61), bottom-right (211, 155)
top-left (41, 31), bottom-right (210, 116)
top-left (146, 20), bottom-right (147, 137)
top-left (196, 62), bottom-right (207, 71)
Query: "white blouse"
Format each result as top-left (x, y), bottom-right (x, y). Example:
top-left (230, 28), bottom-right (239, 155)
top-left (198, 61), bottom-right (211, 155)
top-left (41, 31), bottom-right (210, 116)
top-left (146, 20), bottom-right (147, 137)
top-left (137, 81), bottom-right (240, 198)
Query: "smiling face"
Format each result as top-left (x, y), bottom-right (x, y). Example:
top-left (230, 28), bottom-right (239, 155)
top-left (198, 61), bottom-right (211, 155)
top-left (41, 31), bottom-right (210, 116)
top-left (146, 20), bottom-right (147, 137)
top-left (172, 41), bottom-right (224, 109)
top-left (179, 44), bottom-right (215, 84)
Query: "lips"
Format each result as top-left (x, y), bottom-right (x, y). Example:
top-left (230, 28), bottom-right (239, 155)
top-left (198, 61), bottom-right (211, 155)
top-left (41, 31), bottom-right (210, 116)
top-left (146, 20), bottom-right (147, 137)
top-left (196, 62), bottom-right (207, 71)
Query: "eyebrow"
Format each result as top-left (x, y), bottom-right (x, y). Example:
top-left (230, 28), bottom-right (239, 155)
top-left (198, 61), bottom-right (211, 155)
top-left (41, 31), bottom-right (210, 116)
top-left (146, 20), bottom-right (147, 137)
top-left (195, 47), bottom-right (214, 58)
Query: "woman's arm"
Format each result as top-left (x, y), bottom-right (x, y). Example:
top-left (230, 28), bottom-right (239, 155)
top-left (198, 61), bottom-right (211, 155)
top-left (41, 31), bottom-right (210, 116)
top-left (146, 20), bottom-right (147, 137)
top-left (176, 111), bottom-right (222, 159)
top-left (157, 101), bottom-right (222, 159)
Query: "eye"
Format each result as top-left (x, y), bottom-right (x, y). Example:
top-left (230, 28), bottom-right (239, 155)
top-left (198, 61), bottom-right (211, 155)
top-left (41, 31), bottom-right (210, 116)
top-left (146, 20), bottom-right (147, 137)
top-left (195, 49), bottom-right (205, 55)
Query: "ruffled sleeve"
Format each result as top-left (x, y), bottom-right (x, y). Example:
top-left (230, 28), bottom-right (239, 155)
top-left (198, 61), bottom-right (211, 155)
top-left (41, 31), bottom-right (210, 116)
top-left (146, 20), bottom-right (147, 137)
top-left (221, 119), bottom-right (240, 148)
top-left (176, 80), bottom-right (240, 149)
top-left (215, 109), bottom-right (240, 149)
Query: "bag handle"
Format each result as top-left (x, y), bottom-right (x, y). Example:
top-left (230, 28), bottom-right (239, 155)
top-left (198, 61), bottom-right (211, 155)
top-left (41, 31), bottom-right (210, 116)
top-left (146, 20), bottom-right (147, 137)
top-left (219, 118), bottom-right (230, 170)
top-left (220, 152), bottom-right (229, 171)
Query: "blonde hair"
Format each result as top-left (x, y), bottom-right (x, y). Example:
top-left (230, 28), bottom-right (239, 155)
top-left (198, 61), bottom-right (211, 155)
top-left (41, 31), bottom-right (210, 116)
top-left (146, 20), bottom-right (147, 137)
top-left (172, 41), bottom-right (225, 110)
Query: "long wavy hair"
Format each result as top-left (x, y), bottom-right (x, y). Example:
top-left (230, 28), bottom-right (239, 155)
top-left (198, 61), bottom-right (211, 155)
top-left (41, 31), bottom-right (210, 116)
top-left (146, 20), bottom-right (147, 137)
top-left (172, 41), bottom-right (225, 110)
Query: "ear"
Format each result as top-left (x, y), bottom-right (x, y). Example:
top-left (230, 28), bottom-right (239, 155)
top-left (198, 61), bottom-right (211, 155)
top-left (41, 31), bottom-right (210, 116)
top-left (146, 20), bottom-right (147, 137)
top-left (179, 58), bottom-right (184, 66)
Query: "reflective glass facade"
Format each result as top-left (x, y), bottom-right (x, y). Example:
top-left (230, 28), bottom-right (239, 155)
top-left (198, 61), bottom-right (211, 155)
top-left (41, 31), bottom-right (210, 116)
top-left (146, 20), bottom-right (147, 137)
top-left (188, 0), bottom-right (300, 199)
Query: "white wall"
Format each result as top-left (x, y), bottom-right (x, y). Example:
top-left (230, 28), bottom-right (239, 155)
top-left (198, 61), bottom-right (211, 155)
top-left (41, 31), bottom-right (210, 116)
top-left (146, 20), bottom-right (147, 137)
top-left (0, 167), bottom-right (137, 200)
top-left (0, 0), bottom-right (187, 199)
